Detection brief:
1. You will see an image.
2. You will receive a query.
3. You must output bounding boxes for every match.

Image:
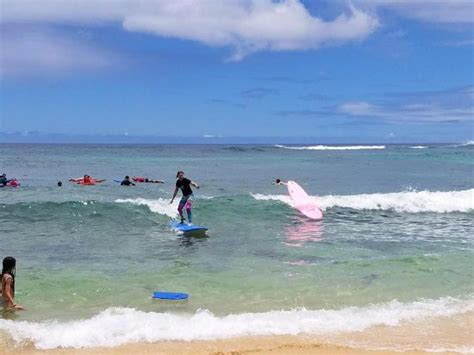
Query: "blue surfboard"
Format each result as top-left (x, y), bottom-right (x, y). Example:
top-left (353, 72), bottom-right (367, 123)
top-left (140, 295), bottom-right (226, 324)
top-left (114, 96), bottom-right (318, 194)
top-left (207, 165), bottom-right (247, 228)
top-left (170, 220), bottom-right (208, 234)
top-left (153, 291), bottom-right (188, 300)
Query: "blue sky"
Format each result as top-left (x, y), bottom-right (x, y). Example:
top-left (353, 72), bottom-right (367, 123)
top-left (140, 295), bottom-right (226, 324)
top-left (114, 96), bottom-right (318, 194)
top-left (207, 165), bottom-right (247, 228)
top-left (0, 0), bottom-right (473, 143)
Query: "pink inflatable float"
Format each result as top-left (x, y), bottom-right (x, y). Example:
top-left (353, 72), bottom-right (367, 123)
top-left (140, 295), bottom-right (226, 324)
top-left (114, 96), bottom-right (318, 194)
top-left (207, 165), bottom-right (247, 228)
top-left (287, 180), bottom-right (323, 220)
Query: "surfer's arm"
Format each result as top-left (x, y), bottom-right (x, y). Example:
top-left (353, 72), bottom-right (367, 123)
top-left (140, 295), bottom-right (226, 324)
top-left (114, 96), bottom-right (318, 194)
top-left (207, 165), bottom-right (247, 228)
top-left (93, 179), bottom-right (106, 183)
top-left (191, 181), bottom-right (200, 189)
top-left (170, 187), bottom-right (179, 203)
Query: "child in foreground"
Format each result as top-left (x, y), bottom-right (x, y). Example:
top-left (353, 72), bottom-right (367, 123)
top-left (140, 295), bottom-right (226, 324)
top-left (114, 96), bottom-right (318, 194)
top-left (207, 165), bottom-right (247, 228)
top-left (2, 257), bottom-right (24, 310)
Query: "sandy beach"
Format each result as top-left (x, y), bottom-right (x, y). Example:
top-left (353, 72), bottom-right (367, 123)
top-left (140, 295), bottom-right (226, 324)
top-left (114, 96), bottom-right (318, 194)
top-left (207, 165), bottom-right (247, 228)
top-left (0, 337), bottom-right (447, 355)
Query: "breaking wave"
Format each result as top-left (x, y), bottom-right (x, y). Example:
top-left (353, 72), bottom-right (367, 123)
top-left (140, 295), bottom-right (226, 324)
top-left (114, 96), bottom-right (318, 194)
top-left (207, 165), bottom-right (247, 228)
top-left (274, 145), bottom-right (386, 151)
top-left (0, 297), bottom-right (471, 350)
top-left (251, 189), bottom-right (474, 213)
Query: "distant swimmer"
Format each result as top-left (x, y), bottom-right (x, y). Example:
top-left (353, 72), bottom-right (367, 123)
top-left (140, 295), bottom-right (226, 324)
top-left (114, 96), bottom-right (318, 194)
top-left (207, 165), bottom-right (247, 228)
top-left (133, 177), bottom-right (165, 184)
top-left (0, 173), bottom-right (8, 187)
top-left (57, 181), bottom-right (62, 187)
top-left (2, 257), bottom-right (23, 310)
top-left (0, 174), bottom-right (19, 187)
top-left (170, 171), bottom-right (200, 224)
top-left (273, 178), bottom-right (288, 186)
top-left (121, 176), bottom-right (136, 186)
top-left (69, 175), bottom-right (105, 185)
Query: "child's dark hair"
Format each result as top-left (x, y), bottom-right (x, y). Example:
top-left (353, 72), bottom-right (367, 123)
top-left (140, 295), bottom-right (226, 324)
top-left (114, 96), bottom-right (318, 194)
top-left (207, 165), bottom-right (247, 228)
top-left (2, 257), bottom-right (16, 275)
top-left (176, 171), bottom-right (184, 178)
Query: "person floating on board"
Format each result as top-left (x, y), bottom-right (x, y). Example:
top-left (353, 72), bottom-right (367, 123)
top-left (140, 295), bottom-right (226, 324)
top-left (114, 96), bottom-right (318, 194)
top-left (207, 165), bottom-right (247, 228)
top-left (69, 175), bottom-right (105, 185)
top-left (0, 174), bottom-right (18, 187)
top-left (133, 177), bottom-right (165, 184)
top-left (121, 176), bottom-right (136, 186)
top-left (273, 178), bottom-right (288, 186)
top-left (2, 257), bottom-right (23, 310)
top-left (170, 171), bottom-right (199, 224)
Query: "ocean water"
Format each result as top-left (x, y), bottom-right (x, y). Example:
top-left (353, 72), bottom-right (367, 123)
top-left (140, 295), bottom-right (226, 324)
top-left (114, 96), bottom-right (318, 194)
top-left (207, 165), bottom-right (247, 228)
top-left (0, 143), bottom-right (473, 351)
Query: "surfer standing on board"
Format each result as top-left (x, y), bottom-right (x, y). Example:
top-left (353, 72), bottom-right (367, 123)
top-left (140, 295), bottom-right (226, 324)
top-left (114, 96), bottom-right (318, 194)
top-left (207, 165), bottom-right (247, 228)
top-left (170, 171), bottom-right (200, 224)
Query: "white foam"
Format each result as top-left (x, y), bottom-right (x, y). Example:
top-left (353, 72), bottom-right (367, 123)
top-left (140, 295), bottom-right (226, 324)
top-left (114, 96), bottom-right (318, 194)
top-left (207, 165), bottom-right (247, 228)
top-left (115, 198), bottom-right (178, 218)
top-left (0, 297), bottom-right (471, 349)
top-left (275, 144), bottom-right (386, 151)
top-left (461, 140), bottom-right (474, 147)
top-left (410, 145), bottom-right (428, 149)
top-left (252, 189), bottom-right (474, 213)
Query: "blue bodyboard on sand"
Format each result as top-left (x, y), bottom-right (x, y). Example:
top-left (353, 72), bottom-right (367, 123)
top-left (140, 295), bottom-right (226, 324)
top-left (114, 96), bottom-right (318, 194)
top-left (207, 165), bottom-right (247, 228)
top-left (153, 291), bottom-right (188, 300)
top-left (169, 220), bottom-right (208, 233)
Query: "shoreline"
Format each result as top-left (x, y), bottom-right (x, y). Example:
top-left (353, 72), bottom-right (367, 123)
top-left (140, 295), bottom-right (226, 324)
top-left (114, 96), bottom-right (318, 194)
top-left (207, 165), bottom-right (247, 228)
top-left (2, 336), bottom-right (445, 355)
top-left (1, 310), bottom-right (472, 354)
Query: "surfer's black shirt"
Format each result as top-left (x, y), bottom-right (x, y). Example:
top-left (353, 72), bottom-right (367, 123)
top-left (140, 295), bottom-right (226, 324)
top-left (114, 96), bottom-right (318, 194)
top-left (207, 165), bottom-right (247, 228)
top-left (176, 178), bottom-right (193, 196)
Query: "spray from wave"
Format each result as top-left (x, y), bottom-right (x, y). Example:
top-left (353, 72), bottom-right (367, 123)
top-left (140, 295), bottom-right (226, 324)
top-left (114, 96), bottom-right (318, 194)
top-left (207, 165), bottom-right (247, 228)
top-left (275, 144), bottom-right (386, 151)
top-left (0, 297), bottom-right (471, 350)
top-left (252, 189), bottom-right (474, 213)
top-left (115, 198), bottom-right (178, 218)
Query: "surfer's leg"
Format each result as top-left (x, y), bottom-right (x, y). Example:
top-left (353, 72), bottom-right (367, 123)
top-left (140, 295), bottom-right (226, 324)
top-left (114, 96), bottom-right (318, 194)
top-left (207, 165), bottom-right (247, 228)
top-left (185, 196), bottom-right (193, 223)
top-left (178, 197), bottom-right (187, 222)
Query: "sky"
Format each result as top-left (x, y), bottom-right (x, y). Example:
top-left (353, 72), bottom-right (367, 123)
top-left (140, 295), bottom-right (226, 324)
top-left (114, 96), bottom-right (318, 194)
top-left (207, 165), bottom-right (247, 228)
top-left (0, 0), bottom-right (473, 143)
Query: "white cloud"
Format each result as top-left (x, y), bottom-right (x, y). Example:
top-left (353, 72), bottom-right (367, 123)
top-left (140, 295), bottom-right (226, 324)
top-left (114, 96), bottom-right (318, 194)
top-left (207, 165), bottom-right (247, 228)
top-left (337, 87), bottom-right (474, 122)
top-left (338, 101), bottom-right (378, 116)
top-left (0, 0), bottom-right (379, 60)
top-left (0, 29), bottom-right (118, 77)
top-left (356, 0), bottom-right (474, 24)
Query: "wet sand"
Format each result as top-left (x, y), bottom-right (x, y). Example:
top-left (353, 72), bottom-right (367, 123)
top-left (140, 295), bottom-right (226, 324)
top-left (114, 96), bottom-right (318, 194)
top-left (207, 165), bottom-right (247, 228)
top-left (2, 337), bottom-right (440, 355)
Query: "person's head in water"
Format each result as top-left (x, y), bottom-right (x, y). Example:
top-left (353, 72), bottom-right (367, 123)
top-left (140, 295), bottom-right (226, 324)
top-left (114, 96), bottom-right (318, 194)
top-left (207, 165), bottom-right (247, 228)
top-left (176, 171), bottom-right (184, 180)
top-left (125, 176), bottom-right (130, 180)
top-left (2, 257), bottom-right (16, 277)
top-left (57, 181), bottom-right (62, 187)
top-left (275, 178), bottom-right (281, 184)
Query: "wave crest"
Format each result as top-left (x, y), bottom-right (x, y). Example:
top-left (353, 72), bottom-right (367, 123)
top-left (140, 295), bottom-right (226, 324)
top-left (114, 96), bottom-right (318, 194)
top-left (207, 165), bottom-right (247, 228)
top-left (252, 189), bottom-right (474, 213)
top-left (115, 198), bottom-right (178, 218)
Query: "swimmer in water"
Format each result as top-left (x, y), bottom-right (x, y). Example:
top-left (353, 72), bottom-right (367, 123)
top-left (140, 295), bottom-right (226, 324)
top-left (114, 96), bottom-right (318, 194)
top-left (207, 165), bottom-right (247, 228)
top-left (133, 177), bottom-right (165, 184)
top-left (120, 176), bottom-right (136, 186)
top-left (273, 178), bottom-right (288, 186)
top-left (0, 173), bottom-right (10, 187)
top-left (69, 175), bottom-right (105, 184)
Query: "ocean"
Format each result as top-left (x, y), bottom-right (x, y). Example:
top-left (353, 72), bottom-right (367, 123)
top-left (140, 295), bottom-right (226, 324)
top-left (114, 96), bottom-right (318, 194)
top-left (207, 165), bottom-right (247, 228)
top-left (0, 143), bottom-right (472, 352)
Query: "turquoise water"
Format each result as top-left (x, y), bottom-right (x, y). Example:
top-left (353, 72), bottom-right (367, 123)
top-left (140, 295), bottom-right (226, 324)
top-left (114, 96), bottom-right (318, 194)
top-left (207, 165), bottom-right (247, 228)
top-left (0, 143), bottom-right (472, 350)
